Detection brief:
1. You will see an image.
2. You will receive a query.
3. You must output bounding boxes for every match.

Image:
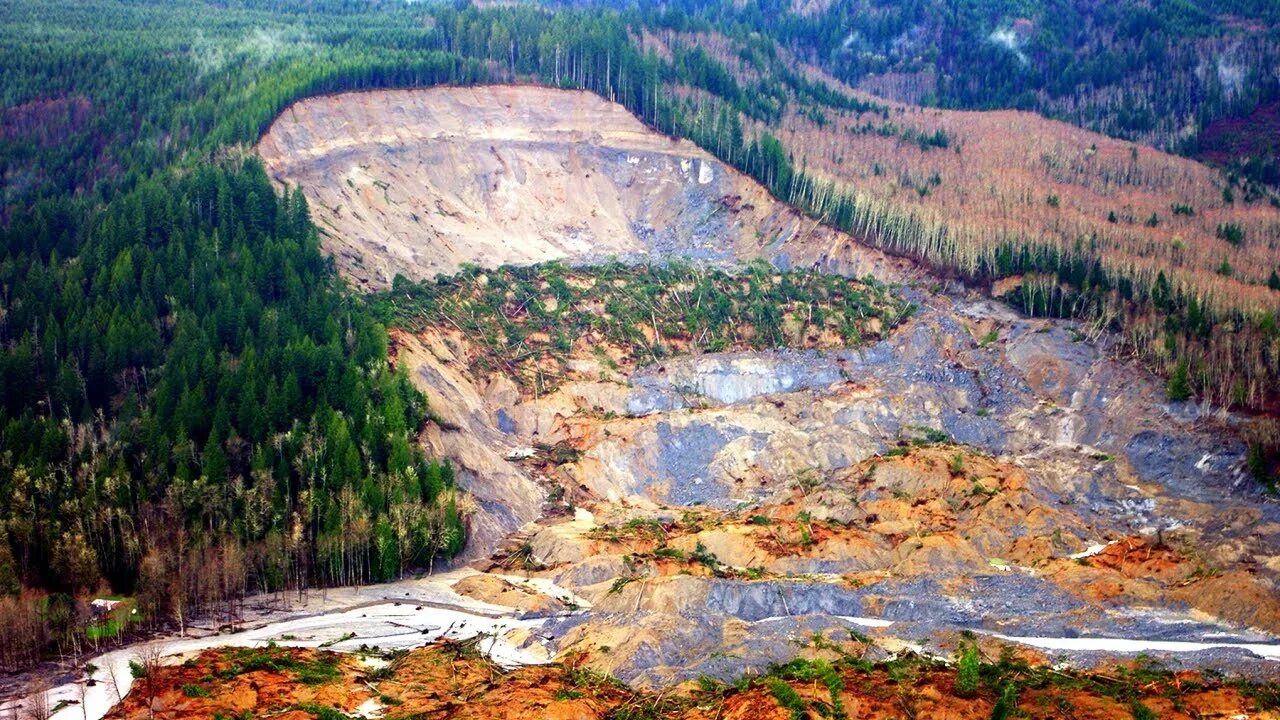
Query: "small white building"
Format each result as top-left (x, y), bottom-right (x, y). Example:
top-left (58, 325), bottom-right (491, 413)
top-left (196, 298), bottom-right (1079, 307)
top-left (90, 598), bottom-right (123, 619)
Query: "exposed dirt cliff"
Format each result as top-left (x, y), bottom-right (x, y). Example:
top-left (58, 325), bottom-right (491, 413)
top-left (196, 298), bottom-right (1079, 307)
top-left (259, 85), bottom-right (908, 290)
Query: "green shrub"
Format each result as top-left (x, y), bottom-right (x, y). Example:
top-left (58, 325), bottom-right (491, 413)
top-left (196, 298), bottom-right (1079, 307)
top-left (1166, 360), bottom-right (1191, 401)
top-left (1216, 222), bottom-right (1245, 246)
top-left (608, 576), bottom-right (636, 595)
top-left (294, 705), bottom-right (351, 720)
top-left (766, 677), bottom-right (808, 720)
top-left (955, 645), bottom-right (980, 698)
top-left (691, 542), bottom-right (720, 571)
top-left (990, 684), bottom-right (1018, 720)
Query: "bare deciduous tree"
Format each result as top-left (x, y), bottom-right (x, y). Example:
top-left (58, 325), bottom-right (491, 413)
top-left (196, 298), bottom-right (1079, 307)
top-left (0, 591), bottom-right (48, 672)
top-left (77, 676), bottom-right (89, 720)
top-left (132, 645), bottom-right (164, 720)
top-left (24, 677), bottom-right (50, 720)
top-left (106, 661), bottom-right (124, 706)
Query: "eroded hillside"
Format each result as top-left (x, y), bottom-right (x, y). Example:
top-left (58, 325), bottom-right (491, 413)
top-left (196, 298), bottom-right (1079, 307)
top-left (258, 86), bottom-right (1280, 688)
top-left (259, 86), bottom-right (907, 290)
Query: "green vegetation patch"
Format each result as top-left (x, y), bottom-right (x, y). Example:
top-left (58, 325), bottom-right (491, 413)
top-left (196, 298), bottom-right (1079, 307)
top-left (217, 646), bottom-right (343, 685)
top-left (375, 260), bottom-right (912, 394)
top-left (294, 705), bottom-right (352, 720)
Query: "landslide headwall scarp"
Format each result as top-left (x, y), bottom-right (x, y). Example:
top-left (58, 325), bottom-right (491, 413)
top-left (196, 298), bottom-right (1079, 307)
top-left (258, 85), bottom-right (905, 289)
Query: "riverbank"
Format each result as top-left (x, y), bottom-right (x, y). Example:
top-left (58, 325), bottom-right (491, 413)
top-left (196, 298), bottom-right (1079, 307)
top-left (1, 568), bottom-right (576, 720)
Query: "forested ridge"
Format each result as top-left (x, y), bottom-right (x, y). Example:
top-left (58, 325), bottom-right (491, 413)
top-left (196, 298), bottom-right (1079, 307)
top-left (2, 0), bottom-right (1280, 671)
top-left (0, 0), bottom-right (485, 668)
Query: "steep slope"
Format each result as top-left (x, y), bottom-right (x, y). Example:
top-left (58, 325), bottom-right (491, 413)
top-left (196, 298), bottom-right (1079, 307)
top-left (633, 30), bottom-right (1280, 411)
top-left (259, 86), bottom-right (907, 290)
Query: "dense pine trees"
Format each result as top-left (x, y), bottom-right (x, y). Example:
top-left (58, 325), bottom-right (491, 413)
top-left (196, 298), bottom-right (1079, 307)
top-left (0, 157), bottom-right (465, 662)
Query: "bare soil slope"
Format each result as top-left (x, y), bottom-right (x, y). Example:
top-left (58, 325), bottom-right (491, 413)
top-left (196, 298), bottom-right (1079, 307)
top-left (259, 86), bottom-right (905, 289)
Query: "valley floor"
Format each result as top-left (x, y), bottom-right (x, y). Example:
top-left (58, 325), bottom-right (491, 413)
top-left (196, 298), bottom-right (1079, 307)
top-left (10, 549), bottom-right (1280, 720)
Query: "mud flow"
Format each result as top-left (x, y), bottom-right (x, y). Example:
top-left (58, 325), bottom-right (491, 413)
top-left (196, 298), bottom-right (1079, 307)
top-left (256, 85), bottom-right (1280, 685)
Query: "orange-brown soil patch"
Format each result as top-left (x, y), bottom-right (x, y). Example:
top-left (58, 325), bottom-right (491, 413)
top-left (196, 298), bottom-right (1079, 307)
top-left (108, 642), bottom-right (1280, 720)
top-left (104, 646), bottom-right (371, 720)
